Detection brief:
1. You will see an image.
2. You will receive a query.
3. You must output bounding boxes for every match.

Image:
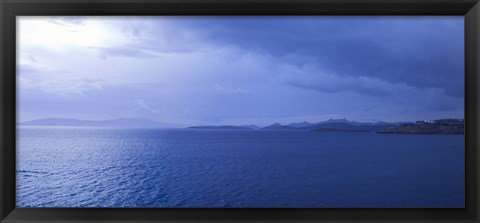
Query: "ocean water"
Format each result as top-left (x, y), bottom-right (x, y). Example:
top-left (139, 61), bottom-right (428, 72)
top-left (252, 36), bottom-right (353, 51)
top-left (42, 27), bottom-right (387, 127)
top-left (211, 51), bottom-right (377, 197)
top-left (16, 127), bottom-right (464, 208)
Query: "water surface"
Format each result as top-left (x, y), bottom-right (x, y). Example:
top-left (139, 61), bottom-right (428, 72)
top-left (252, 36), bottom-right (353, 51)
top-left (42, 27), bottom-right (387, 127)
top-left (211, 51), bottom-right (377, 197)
top-left (17, 127), bottom-right (464, 207)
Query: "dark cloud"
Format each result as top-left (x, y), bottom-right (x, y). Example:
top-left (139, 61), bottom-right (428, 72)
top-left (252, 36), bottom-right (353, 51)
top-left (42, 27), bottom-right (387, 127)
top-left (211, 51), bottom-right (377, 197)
top-left (166, 16), bottom-right (464, 98)
top-left (18, 16), bottom-right (464, 123)
top-left (274, 69), bottom-right (395, 97)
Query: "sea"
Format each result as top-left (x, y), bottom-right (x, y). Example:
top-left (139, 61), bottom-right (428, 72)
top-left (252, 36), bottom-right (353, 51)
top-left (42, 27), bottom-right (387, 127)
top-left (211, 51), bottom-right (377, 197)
top-left (16, 127), bottom-right (465, 208)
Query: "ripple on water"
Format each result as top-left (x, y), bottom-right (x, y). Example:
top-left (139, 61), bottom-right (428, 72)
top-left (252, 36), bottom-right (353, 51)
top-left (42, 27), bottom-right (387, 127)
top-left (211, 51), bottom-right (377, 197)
top-left (17, 128), bottom-right (465, 207)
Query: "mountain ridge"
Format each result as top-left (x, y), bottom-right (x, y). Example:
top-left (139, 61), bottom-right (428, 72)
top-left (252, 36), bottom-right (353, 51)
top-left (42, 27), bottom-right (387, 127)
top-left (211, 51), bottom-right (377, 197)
top-left (20, 118), bottom-right (182, 128)
top-left (21, 117), bottom-right (463, 134)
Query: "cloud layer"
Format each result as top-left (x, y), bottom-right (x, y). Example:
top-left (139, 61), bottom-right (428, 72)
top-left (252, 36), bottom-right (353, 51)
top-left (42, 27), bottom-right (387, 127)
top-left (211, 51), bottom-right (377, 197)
top-left (17, 16), bottom-right (464, 125)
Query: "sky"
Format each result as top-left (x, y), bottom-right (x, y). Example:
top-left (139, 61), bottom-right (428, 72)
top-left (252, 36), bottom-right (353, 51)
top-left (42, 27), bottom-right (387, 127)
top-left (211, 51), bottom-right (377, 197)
top-left (17, 16), bottom-right (464, 126)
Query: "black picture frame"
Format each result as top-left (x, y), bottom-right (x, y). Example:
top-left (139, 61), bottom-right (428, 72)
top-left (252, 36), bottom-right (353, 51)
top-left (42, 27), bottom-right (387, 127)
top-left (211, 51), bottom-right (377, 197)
top-left (1, 0), bottom-right (479, 222)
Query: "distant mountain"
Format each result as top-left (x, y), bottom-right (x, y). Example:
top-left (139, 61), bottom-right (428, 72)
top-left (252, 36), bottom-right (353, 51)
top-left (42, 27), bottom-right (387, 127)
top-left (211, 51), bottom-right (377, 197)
top-left (187, 125), bottom-right (254, 130)
top-left (21, 118), bottom-right (96, 126)
top-left (261, 123), bottom-right (297, 130)
top-left (241, 125), bottom-right (260, 129)
top-left (316, 118), bottom-right (361, 126)
top-left (261, 119), bottom-right (397, 131)
top-left (309, 122), bottom-right (394, 132)
top-left (287, 121), bottom-right (315, 128)
top-left (314, 118), bottom-right (410, 126)
top-left (20, 118), bottom-right (182, 128)
top-left (21, 117), bottom-right (451, 133)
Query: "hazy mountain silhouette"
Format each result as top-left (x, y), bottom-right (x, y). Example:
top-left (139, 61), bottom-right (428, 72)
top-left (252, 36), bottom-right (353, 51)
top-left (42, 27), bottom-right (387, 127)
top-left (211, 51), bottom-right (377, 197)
top-left (287, 121), bottom-right (315, 128)
top-left (262, 119), bottom-right (405, 131)
top-left (20, 118), bottom-right (183, 128)
top-left (187, 125), bottom-right (253, 130)
top-left (309, 122), bottom-right (395, 132)
top-left (262, 123), bottom-right (297, 130)
top-left (241, 125), bottom-right (260, 129)
top-left (22, 117), bottom-right (462, 134)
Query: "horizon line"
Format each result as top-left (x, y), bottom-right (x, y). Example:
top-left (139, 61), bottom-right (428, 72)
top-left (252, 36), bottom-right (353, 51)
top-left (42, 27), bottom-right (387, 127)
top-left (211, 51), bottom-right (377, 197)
top-left (18, 116), bottom-right (466, 128)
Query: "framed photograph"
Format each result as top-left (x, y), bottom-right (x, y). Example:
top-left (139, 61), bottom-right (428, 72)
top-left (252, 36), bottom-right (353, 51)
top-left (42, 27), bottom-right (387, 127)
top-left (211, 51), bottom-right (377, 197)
top-left (1, 0), bottom-right (479, 222)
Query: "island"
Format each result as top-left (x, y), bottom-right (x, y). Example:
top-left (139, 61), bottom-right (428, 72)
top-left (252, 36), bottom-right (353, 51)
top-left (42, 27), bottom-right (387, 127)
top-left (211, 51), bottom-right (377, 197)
top-left (378, 119), bottom-right (464, 135)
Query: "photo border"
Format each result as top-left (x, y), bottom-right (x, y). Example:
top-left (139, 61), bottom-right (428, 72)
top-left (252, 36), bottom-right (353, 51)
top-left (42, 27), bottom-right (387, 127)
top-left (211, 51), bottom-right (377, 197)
top-left (1, 0), bottom-right (479, 222)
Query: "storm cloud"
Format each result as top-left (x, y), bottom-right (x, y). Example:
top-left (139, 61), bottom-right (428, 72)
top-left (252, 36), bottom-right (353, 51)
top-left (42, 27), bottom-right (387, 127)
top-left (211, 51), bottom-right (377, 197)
top-left (17, 16), bottom-right (464, 125)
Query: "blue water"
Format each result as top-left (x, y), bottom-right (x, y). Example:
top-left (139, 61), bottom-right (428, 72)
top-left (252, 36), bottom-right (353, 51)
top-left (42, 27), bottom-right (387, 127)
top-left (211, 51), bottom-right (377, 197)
top-left (16, 127), bottom-right (464, 207)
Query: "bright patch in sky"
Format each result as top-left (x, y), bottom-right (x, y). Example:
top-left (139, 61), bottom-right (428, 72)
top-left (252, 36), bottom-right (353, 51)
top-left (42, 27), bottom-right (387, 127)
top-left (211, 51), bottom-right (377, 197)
top-left (17, 16), bottom-right (464, 126)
